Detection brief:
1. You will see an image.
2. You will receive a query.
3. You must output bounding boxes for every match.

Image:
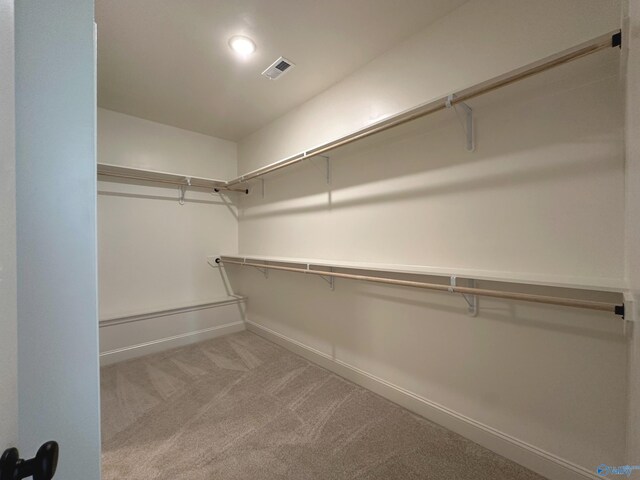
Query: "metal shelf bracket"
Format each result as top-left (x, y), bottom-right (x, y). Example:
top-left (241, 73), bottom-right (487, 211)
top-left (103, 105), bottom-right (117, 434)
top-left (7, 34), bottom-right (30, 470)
top-left (319, 275), bottom-right (335, 290)
top-left (178, 177), bottom-right (191, 205)
top-left (446, 94), bottom-right (475, 152)
top-left (450, 275), bottom-right (478, 316)
top-left (321, 267), bottom-right (335, 290)
top-left (245, 258), bottom-right (268, 278)
top-left (307, 264), bottom-right (335, 290)
top-left (323, 156), bottom-right (331, 185)
top-left (310, 155), bottom-right (331, 184)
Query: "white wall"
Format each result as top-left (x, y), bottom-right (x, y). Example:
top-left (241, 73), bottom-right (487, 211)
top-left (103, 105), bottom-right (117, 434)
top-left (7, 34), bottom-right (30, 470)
top-left (15, 0), bottom-right (101, 478)
top-left (98, 109), bottom-right (242, 362)
top-left (240, 59), bottom-right (625, 279)
top-left (98, 108), bottom-right (237, 179)
top-left (234, 0), bottom-right (626, 477)
top-left (624, 0), bottom-right (640, 464)
top-left (0, 0), bottom-right (17, 449)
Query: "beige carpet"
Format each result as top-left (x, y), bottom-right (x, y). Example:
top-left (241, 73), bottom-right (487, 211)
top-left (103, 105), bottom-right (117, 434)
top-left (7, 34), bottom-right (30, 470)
top-left (101, 331), bottom-right (546, 480)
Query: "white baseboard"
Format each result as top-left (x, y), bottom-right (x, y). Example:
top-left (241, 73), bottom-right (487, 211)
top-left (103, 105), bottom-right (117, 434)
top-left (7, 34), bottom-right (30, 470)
top-left (100, 321), bottom-right (245, 366)
top-left (246, 320), bottom-right (600, 480)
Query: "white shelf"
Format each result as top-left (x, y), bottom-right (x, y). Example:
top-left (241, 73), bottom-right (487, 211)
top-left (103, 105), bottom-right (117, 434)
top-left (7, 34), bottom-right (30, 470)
top-left (211, 254), bottom-right (625, 293)
top-left (97, 163), bottom-right (228, 189)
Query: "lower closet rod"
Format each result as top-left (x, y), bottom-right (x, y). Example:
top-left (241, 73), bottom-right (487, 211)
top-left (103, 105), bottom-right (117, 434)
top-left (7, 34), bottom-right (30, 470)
top-left (217, 258), bottom-right (624, 317)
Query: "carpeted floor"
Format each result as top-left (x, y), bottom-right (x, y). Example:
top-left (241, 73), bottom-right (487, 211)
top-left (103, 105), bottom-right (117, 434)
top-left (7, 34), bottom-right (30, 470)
top-left (101, 331), bottom-right (546, 480)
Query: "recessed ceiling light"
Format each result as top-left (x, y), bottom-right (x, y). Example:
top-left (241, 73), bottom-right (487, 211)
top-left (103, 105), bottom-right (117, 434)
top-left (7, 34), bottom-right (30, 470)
top-left (228, 35), bottom-right (256, 56)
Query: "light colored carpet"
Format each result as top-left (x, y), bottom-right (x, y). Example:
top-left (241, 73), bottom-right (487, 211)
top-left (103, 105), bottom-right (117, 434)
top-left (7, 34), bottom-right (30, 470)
top-left (101, 331), bottom-right (546, 480)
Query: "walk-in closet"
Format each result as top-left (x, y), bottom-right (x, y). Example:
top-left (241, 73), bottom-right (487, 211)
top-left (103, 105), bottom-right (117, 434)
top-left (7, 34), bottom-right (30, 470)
top-left (2, 1), bottom-right (639, 479)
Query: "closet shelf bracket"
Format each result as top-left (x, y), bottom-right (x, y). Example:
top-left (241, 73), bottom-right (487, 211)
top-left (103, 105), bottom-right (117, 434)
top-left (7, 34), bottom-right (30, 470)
top-left (323, 156), bottom-right (331, 185)
top-left (313, 265), bottom-right (335, 290)
top-left (309, 155), bottom-right (332, 185)
top-left (179, 177), bottom-right (191, 205)
top-left (450, 275), bottom-right (478, 316)
top-left (446, 94), bottom-right (474, 152)
top-left (249, 260), bottom-right (269, 278)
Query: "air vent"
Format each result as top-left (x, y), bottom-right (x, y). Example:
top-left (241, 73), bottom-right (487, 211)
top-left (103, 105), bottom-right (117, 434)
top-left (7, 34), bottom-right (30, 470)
top-left (262, 57), bottom-right (295, 80)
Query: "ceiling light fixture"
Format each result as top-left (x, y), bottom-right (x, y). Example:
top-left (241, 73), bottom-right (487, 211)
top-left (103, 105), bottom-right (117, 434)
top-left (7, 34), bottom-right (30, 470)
top-left (228, 35), bottom-right (256, 57)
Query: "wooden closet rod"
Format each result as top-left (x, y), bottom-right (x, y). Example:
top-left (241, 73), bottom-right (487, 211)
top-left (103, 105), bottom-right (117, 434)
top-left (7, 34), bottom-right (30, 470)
top-left (216, 258), bottom-right (624, 317)
top-left (226, 30), bottom-right (621, 187)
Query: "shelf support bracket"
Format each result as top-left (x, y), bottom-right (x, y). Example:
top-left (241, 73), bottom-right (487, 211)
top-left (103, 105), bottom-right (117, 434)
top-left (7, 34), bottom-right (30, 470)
top-left (179, 177), bottom-right (191, 205)
top-left (320, 267), bottom-right (335, 290)
top-left (323, 156), bottom-right (331, 185)
top-left (245, 259), bottom-right (268, 278)
top-left (307, 264), bottom-right (335, 290)
top-left (319, 275), bottom-right (334, 290)
top-left (449, 275), bottom-right (478, 316)
top-left (446, 94), bottom-right (474, 152)
top-left (309, 155), bottom-right (331, 184)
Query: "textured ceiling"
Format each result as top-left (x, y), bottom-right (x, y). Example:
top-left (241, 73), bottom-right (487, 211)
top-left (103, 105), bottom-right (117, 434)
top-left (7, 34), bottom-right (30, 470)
top-left (96, 0), bottom-right (468, 141)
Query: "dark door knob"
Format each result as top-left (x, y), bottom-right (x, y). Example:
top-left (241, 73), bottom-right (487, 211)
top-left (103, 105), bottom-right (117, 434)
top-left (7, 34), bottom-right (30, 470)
top-left (0, 441), bottom-right (58, 480)
top-left (0, 447), bottom-right (19, 479)
top-left (32, 442), bottom-right (58, 480)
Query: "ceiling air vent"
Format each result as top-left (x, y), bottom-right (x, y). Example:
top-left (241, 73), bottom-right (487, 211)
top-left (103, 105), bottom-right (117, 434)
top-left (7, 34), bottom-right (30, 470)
top-left (262, 57), bottom-right (295, 80)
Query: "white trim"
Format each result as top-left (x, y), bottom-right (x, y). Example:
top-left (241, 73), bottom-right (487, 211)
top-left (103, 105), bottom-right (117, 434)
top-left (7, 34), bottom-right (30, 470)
top-left (246, 320), bottom-right (602, 480)
top-left (99, 296), bottom-right (245, 327)
top-left (100, 321), bottom-right (245, 365)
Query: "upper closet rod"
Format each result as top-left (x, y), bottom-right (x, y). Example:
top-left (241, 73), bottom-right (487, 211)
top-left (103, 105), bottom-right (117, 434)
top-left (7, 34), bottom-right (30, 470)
top-left (99, 170), bottom-right (247, 193)
top-left (216, 257), bottom-right (624, 317)
top-left (97, 164), bottom-right (248, 193)
top-left (226, 30), bottom-right (621, 187)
